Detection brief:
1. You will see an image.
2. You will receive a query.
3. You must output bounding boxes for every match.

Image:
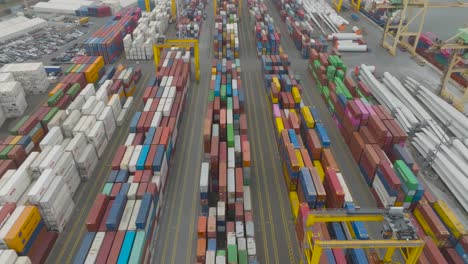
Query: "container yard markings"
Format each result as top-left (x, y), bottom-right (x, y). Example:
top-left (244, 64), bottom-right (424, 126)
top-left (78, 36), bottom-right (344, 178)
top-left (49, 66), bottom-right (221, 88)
top-left (246, 71), bottom-right (280, 264)
top-left (169, 75), bottom-right (202, 264)
top-left (59, 72), bottom-right (151, 263)
top-left (254, 73), bottom-right (299, 263)
top-left (159, 76), bottom-right (199, 264)
top-left (243, 70), bottom-right (270, 264)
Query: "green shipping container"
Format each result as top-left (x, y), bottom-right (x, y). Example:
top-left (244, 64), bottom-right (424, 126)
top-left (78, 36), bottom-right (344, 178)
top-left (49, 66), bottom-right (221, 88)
top-left (128, 231), bottom-right (145, 264)
top-left (42, 107), bottom-right (59, 125)
top-left (227, 97), bottom-right (233, 110)
top-left (227, 124), bottom-right (234, 147)
top-left (238, 250), bottom-right (248, 264)
top-left (227, 245), bottom-right (238, 264)
top-left (221, 85), bottom-right (227, 101)
top-left (48, 90), bottom-right (64, 107)
top-left (65, 64), bottom-right (75, 74)
top-left (394, 160), bottom-right (418, 190)
top-left (0, 145), bottom-right (14, 159)
top-left (208, 90), bottom-right (215, 102)
top-left (66, 83), bottom-right (81, 97)
top-left (9, 115), bottom-right (30, 135)
top-left (102, 183), bottom-right (113, 195)
top-left (217, 250), bottom-right (226, 257)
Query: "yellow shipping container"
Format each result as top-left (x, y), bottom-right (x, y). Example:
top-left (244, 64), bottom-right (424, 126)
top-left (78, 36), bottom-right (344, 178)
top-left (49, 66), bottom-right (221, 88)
top-left (292, 87), bottom-right (301, 103)
top-left (211, 67), bottom-right (216, 75)
top-left (272, 77), bottom-right (280, 90)
top-left (433, 200), bottom-right (467, 239)
top-left (119, 90), bottom-right (126, 99)
top-left (78, 17), bottom-right (89, 24)
top-left (313, 160), bottom-right (325, 182)
top-left (48, 83), bottom-right (63, 97)
top-left (270, 90), bottom-right (278, 103)
top-left (289, 192), bottom-right (300, 220)
top-left (282, 162), bottom-right (296, 191)
top-left (5, 206), bottom-right (41, 252)
top-left (126, 86), bottom-right (136, 97)
top-left (85, 64), bottom-right (99, 82)
top-left (92, 56), bottom-right (104, 70)
top-left (301, 107), bottom-right (315, 128)
top-left (346, 222), bottom-right (357, 239)
top-left (9, 136), bottom-right (22, 145)
top-left (71, 64), bottom-right (81, 73)
top-left (275, 118), bottom-right (284, 135)
top-left (295, 150), bottom-right (304, 168)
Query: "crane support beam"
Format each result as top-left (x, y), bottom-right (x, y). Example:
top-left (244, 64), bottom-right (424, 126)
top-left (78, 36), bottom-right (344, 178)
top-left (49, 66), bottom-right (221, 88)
top-left (153, 39), bottom-right (200, 81)
top-left (314, 239), bottom-right (425, 248)
top-left (306, 214), bottom-right (384, 226)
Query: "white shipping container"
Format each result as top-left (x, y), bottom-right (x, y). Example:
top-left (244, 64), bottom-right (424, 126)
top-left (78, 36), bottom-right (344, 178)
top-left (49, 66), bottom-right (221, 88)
top-left (40, 177), bottom-right (74, 232)
top-left (95, 86), bottom-right (108, 103)
top-left (87, 121), bottom-right (108, 158)
top-left (63, 110), bottom-right (82, 137)
top-left (228, 148), bottom-right (235, 169)
top-left (163, 97), bottom-right (173, 116)
top-left (77, 144), bottom-right (98, 179)
top-left (157, 98), bottom-right (165, 113)
top-left (118, 200), bottom-right (135, 231)
top-left (67, 96), bottom-right (87, 114)
top-left (336, 172), bottom-right (353, 204)
top-left (0, 206), bottom-right (25, 248)
top-left (200, 162), bottom-right (209, 194)
top-left (38, 145), bottom-right (63, 173)
top-left (227, 232), bottom-right (236, 245)
top-left (227, 168), bottom-right (235, 204)
top-left (206, 251), bottom-right (215, 264)
top-left (90, 101), bottom-right (106, 117)
top-left (156, 152), bottom-right (168, 189)
top-left (216, 256), bottom-right (226, 264)
top-left (129, 145), bottom-right (142, 173)
top-left (47, 109), bottom-right (67, 131)
top-left (123, 96), bottom-right (133, 109)
top-left (16, 182), bottom-right (34, 206)
top-left (247, 238), bottom-right (257, 257)
top-left (27, 169), bottom-right (54, 204)
top-left (227, 109), bottom-right (233, 124)
top-left (243, 186), bottom-right (252, 212)
top-left (120, 145), bottom-right (134, 170)
top-left (15, 256), bottom-right (32, 264)
top-left (238, 237), bottom-right (246, 251)
top-left (217, 201), bottom-right (225, 222)
top-left (30, 146), bottom-right (52, 178)
top-left (235, 221), bottom-right (244, 237)
top-left (98, 106), bottom-right (116, 139)
top-left (117, 108), bottom-right (128, 126)
top-left (71, 115), bottom-right (87, 138)
top-left (168, 86), bottom-right (176, 99)
top-left (17, 151), bottom-right (38, 178)
top-left (0, 249), bottom-right (18, 263)
top-left (125, 133), bottom-right (136, 146)
top-left (64, 133), bottom-right (87, 163)
top-left (39, 126), bottom-right (63, 150)
top-left (80, 84), bottom-right (96, 99)
top-left (143, 98), bottom-right (153, 112)
top-left (151, 111), bottom-right (162, 128)
top-left (84, 232), bottom-right (105, 264)
top-left (245, 220), bottom-right (255, 238)
top-left (162, 86), bottom-right (169, 98)
top-left (81, 96), bottom-right (97, 115)
top-left (108, 94), bottom-right (122, 118)
top-left (79, 115), bottom-right (97, 138)
top-left (0, 170), bottom-right (14, 193)
top-left (127, 183), bottom-right (138, 200)
top-left (127, 200), bottom-right (141, 231)
top-left (0, 169), bottom-right (31, 203)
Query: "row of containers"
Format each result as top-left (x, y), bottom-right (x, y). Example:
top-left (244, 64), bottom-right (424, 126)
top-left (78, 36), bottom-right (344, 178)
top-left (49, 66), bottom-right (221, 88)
top-left (248, 2), bottom-right (373, 262)
top-left (213, 0), bottom-right (239, 60)
top-left (195, 0), bottom-right (258, 263)
top-left (0, 56), bottom-right (138, 263)
top-left (84, 7), bottom-right (142, 64)
top-left (75, 5), bottom-right (113, 17)
top-left (307, 48), bottom-right (468, 262)
top-left (73, 50), bottom-right (193, 263)
top-left (177, 0), bottom-right (205, 39)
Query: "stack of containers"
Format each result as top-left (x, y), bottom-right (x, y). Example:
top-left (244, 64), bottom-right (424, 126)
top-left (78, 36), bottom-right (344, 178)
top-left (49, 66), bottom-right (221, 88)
top-left (213, 0), bottom-right (239, 59)
top-left (248, 1), bottom-right (281, 56)
top-left (177, 0), bottom-right (204, 39)
top-left (75, 5), bottom-right (112, 17)
top-left (74, 50), bottom-right (192, 263)
top-left (307, 50), bottom-right (468, 262)
top-left (0, 81), bottom-right (27, 118)
top-left (124, 2), bottom-right (171, 60)
top-left (0, 63), bottom-right (49, 95)
top-left (48, 56), bottom-right (106, 109)
top-left (307, 50), bottom-right (425, 209)
top-left (196, 1), bottom-right (257, 263)
top-left (84, 7), bottom-right (141, 64)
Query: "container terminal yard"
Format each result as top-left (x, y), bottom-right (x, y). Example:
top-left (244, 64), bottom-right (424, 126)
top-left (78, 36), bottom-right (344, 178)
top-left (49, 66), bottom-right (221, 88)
top-left (0, 0), bottom-right (466, 262)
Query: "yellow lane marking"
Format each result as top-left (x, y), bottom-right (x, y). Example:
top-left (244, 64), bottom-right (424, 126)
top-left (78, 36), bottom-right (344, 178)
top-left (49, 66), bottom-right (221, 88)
top-left (246, 71), bottom-right (280, 263)
top-left (255, 74), bottom-right (299, 263)
top-left (59, 72), bottom-right (150, 263)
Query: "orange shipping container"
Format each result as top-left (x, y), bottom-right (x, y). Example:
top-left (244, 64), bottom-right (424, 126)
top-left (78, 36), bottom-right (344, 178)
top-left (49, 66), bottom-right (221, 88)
top-left (321, 149), bottom-right (339, 172)
top-left (197, 216), bottom-right (207, 238)
top-left (196, 238), bottom-right (206, 263)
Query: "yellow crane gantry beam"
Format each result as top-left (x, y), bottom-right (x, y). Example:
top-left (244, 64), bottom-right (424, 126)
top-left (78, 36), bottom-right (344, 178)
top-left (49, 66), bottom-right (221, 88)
top-left (153, 39), bottom-right (200, 81)
top-left (302, 210), bottom-right (425, 264)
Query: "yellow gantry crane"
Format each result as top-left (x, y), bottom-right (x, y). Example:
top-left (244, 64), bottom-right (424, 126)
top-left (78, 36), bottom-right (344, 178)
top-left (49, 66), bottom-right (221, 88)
top-left (153, 39), bottom-right (200, 81)
top-left (429, 28), bottom-right (468, 112)
top-left (145, 0), bottom-right (176, 17)
top-left (301, 208), bottom-right (425, 264)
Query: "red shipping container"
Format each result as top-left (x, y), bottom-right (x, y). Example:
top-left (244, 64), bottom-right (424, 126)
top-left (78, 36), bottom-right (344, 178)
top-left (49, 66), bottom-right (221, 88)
top-left (110, 183), bottom-right (122, 199)
top-left (99, 200), bottom-right (114, 232)
top-left (324, 168), bottom-right (345, 208)
top-left (141, 170), bottom-right (152, 183)
top-left (0, 203), bottom-right (16, 224)
top-left (0, 160), bottom-right (16, 177)
top-left (320, 149), bottom-right (339, 172)
top-left (423, 236), bottom-right (448, 264)
top-left (144, 112), bottom-right (155, 132)
top-left (300, 148), bottom-right (313, 168)
top-left (235, 202), bottom-right (244, 221)
top-left (86, 194), bottom-right (110, 232)
top-left (27, 229), bottom-right (58, 264)
top-left (304, 129), bottom-right (322, 160)
top-left (96, 231), bottom-right (116, 263)
top-left (145, 145), bottom-right (158, 170)
top-left (106, 231), bottom-right (126, 264)
top-left (442, 248), bottom-right (464, 264)
top-left (146, 183), bottom-right (158, 197)
top-left (132, 133), bottom-right (144, 145)
top-left (8, 145), bottom-right (26, 167)
top-left (111, 146), bottom-right (126, 170)
top-left (137, 183), bottom-right (148, 199)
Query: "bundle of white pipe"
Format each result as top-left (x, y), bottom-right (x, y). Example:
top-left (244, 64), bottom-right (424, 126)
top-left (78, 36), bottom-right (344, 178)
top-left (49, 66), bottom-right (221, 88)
top-left (327, 33), bottom-right (362, 40)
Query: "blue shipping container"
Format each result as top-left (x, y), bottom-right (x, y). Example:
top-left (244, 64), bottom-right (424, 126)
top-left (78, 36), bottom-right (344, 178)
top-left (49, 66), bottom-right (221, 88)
top-left (73, 232), bottom-right (96, 264)
top-left (117, 231), bottom-right (136, 264)
top-left (106, 194), bottom-right (127, 230)
top-left (136, 145), bottom-right (150, 170)
top-left (136, 193), bottom-right (152, 229)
